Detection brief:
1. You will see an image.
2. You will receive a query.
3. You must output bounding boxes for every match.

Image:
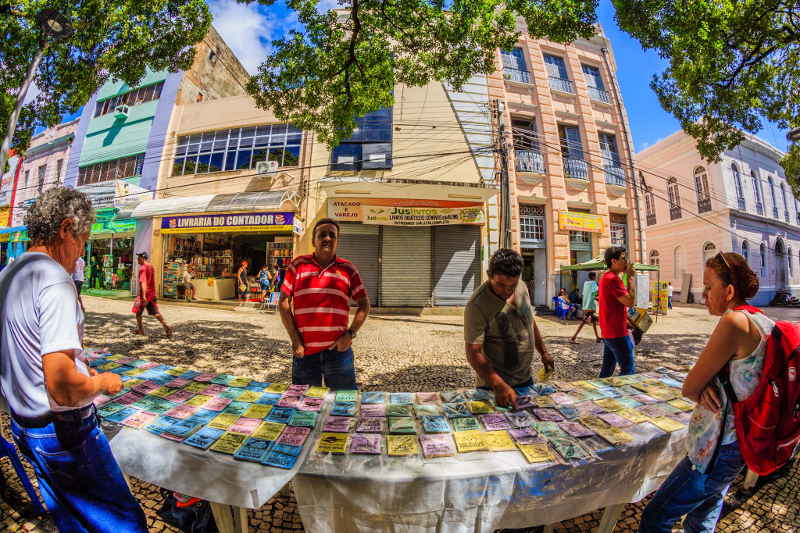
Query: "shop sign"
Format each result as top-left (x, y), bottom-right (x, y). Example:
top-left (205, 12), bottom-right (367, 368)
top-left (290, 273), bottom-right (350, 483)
top-left (328, 199), bottom-right (485, 226)
top-left (293, 216), bottom-right (303, 235)
top-left (161, 212), bottom-right (295, 234)
top-left (558, 212), bottom-right (604, 233)
top-left (0, 233), bottom-right (8, 243)
top-left (10, 229), bottom-right (27, 242)
top-left (91, 218), bottom-right (137, 235)
top-left (652, 281), bottom-right (668, 314)
top-left (76, 181), bottom-right (117, 208)
top-left (0, 206), bottom-right (9, 229)
top-left (115, 181), bottom-right (154, 207)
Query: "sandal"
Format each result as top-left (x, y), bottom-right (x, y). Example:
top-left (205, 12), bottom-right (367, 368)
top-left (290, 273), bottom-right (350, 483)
top-left (166, 326), bottom-right (174, 337)
top-left (131, 330), bottom-right (145, 335)
top-left (570, 339), bottom-right (580, 344)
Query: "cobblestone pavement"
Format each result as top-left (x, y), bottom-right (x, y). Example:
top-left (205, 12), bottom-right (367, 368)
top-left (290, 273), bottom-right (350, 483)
top-left (1, 297), bottom-right (798, 533)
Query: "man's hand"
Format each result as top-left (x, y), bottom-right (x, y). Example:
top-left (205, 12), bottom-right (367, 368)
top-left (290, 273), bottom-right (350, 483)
top-left (493, 381), bottom-right (518, 411)
top-left (88, 367), bottom-right (98, 377)
top-left (292, 340), bottom-right (306, 359)
top-left (101, 373), bottom-right (123, 396)
top-left (698, 384), bottom-right (721, 413)
top-left (626, 262), bottom-right (636, 279)
top-left (541, 351), bottom-right (555, 372)
top-left (330, 332), bottom-right (352, 353)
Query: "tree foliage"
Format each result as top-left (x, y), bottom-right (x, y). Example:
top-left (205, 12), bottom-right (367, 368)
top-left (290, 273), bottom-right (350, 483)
top-left (1, 0), bottom-right (212, 156)
top-left (614, 0), bottom-right (800, 193)
top-left (246, 0), bottom-right (599, 147)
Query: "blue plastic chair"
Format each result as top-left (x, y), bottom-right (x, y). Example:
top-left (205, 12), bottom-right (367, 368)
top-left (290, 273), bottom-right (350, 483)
top-left (0, 428), bottom-right (46, 514)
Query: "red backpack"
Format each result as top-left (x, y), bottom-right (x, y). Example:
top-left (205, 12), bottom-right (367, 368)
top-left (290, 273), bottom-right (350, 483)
top-left (712, 304), bottom-right (800, 475)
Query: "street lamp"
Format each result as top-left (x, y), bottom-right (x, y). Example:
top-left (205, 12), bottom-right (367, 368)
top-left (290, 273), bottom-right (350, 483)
top-left (0, 9), bottom-right (73, 217)
top-left (787, 128), bottom-right (800, 143)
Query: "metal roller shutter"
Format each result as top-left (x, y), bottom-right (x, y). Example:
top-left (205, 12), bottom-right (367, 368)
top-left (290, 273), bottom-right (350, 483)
top-left (335, 223), bottom-right (379, 304)
top-left (381, 226), bottom-right (432, 306)
top-left (432, 225), bottom-right (481, 306)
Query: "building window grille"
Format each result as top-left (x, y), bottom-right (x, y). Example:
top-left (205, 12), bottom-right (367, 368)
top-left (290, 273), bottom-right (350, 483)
top-left (694, 166), bottom-right (711, 213)
top-left (77, 154), bottom-right (145, 186)
top-left (94, 82), bottom-right (165, 118)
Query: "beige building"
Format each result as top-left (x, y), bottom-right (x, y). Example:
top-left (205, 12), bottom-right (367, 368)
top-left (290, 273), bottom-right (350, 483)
top-left (489, 22), bottom-right (646, 306)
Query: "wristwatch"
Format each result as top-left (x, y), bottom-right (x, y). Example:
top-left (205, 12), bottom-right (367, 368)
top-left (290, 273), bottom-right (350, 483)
top-left (347, 329), bottom-right (357, 339)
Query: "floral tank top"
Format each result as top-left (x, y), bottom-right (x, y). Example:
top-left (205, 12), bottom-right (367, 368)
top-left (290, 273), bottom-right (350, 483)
top-left (687, 309), bottom-right (774, 471)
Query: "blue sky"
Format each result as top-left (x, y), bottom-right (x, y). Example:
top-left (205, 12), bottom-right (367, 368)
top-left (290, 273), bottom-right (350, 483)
top-left (49, 0), bottom-right (790, 154)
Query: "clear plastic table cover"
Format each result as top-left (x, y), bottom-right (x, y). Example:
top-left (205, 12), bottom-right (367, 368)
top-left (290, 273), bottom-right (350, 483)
top-left (293, 399), bottom-right (688, 533)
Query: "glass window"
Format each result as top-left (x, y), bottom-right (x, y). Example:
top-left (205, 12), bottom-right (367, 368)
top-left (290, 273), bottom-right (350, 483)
top-left (224, 151), bottom-right (237, 172)
top-left (732, 163), bottom-right (743, 199)
top-left (543, 54), bottom-right (569, 79)
top-left (694, 166), bottom-right (710, 202)
top-left (236, 150), bottom-right (253, 170)
top-left (331, 143), bottom-right (360, 172)
top-left (611, 222), bottom-right (628, 247)
top-left (331, 107), bottom-right (392, 171)
top-left (649, 250), bottom-right (659, 266)
top-left (667, 177), bottom-right (681, 208)
top-left (742, 241), bottom-right (749, 263)
top-left (93, 81), bottom-right (165, 117)
top-left (173, 157), bottom-right (185, 176)
top-left (581, 64), bottom-right (604, 90)
top-left (76, 154), bottom-right (145, 186)
top-left (702, 242), bottom-right (717, 266)
top-left (501, 48), bottom-right (527, 72)
top-left (284, 145), bottom-right (301, 167)
top-left (208, 152), bottom-right (224, 173)
top-left (520, 215), bottom-right (545, 241)
top-left (196, 153), bottom-right (211, 174)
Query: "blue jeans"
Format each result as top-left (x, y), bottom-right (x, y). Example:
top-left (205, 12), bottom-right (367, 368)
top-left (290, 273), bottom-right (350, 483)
top-left (292, 346), bottom-right (357, 390)
top-left (600, 336), bottom-right (635, 377)
top-left (668, 296), bottom-right (673, 309)
top-left (639, 443), bottom-right (745, 533)
top-left (10, 410), bottom-right (147, 532)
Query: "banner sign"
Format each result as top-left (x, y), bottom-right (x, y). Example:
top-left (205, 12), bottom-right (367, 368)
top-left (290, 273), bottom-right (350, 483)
top-left (0, 206), bottom-right (9, 229)
top-left (115, 181), bottom-right (154, 207)
top-left (161, 212), bottom-right (295, 234)
top-left (328, 199), bottom-right (484, 226)
top-left (652, 281), bottom-right (668, 314)
top-left (558, 212), bottom-right (604, 233)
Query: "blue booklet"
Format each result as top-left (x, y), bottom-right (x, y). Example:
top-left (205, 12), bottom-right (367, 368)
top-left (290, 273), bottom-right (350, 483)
top-left (532, 384), bottom-right (557, 396)
top-left (330, 402), bottom-right (357, 417)
top-left (255, 393), bottom-right (282, 406)
top-left (597, 387), bottom-right (623, 399)
top-left (183, 426), bottom-right (225, 449)
top-left (144, 416), bottom-right (181, 435)
top-left (442, 403), bottom-right (471, 418)
top-left (441, 391), bottom-right (466, 403)
top-left (165, 418), bottom-right (205, 437)
top-left (361, 392), bottom-right (385, 404)
top-left (222, 401), bottom-right (251, 416)
top-left (104, 408), bottom-right (139, 424)
top-left (464, 389), bottom-right (489, 401)
top-left (187, 409), bottom-right (218, 422)
top-left (389, 393), bottom-right (413, 405)
top-left (234, 437), bottom-right (273, 462)
top-left (246, 381), bottom-right (271, 392)
top-left (178, 370), bottom-right (203, 380)
top-left (266, 407), bottom-right (294, 424)
top-left (217, 387), bottom-right (246, 400)
top-left (271, 443), bottom-right (302, 456)
top-left (422, 415), bottom-right (451, 433)
top-left (262, 450), bottom-right (298, 469)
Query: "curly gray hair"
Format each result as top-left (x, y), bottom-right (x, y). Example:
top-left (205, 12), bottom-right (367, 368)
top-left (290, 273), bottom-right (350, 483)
top-left (24, 186), bottom-right (96, 245)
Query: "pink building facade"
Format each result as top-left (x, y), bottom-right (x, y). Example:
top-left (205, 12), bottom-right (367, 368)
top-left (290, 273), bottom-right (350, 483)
top-left (638, 130), bottom-right (800, 305)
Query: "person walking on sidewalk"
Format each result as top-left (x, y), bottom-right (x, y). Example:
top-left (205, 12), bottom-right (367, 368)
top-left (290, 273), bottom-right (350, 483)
top-left (598, 247), bottom-right (636, 377)
top-left (73, 255), bottom-right (86, 313)
top-left (133, 252), bottom-right (173, 337)
top-left (279, 218), bottom-right (370, 390)
top-left (668, 282), bottom-right (674, 309)
top-left (0, 187), bottom-right (148, 532)
top-left (570, 271), bottom-right (601, 344)
top-left (237, 260), bottom-right (250, 302)
top-left (464, 248), bottom-right (555, 410)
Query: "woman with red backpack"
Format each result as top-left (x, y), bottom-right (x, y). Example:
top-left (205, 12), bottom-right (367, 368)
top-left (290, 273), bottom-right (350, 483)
top-left (640, 252), bottom-right (771, 533)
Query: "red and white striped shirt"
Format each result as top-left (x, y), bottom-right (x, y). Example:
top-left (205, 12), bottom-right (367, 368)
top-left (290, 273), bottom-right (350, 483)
top-left (281, 254), bottom-right (367, 355)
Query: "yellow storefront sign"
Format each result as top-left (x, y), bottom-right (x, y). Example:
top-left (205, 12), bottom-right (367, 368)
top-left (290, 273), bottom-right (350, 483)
top-left (558, 212), bottom-right (604, 233)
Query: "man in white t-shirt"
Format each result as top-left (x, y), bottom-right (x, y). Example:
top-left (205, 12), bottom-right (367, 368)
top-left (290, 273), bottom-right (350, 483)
top-left (668, 282), bottom-right (674, 309)
top-left (183, 265), bottom-right (196, 300)
top-left (73, 256), bottom-right (86, 312)
top-left (0, 187), bottom-right (147, 532)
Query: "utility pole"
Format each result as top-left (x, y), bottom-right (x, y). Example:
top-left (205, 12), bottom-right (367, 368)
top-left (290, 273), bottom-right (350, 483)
top-left (494, 99), bottom-right (512, 249)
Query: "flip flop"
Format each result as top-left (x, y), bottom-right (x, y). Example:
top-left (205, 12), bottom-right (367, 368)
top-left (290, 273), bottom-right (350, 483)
top-left (166, 326), bottom-right (174, 338)
top-left (131, 330), bottom-right (145, 335)
top-left (570, 339), bottom-right (580, 344)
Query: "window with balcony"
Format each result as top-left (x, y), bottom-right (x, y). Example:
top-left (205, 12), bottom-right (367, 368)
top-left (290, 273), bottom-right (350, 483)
top-left (94, 81), bottom-right (165, 118)
top-left (543, 54), bottom-right (574, 94)
top-left (667, 177), bottom-right (682, 220)
top-left (331, 107), bottom-right (392, 171)
top-left (558, 124), bottom-right (587, 180)
top-left (582, 64), bottom-right (610, 104)
top-left (519, 205), bottom-right (546, 246)
top-left (645, 190), bottom-right (657, 226)
top-left (649, 249), bottom-right (660, 266)
top-left (751, 171), bottom-right (763, 215)
top-left (599, 132), bottom-right (624, 187)
top-left (501, 48), bottom-right (531, 84)
top-left (78, 154), bottom-right (145, 186)
top-left (512, 117), bottom-right (543, 174)
top-left (732, 163), bottom-right (745, 211)
top-left (674, 245), bottom-right (687, 280)
top-left (742, 240), bottom-right (749, 264)
top-left (694, 166), bottom-right (711, 213)
top-left (780, 182), bottom-right (790, 222)
top-left (768, 176), bottom-right (778, 218)
top-left (760, 242), bottom-right (767, 278)
top-left (610, 213), bottom-right (628, 248)
top-left (174, 124), bottom-right (302, 176)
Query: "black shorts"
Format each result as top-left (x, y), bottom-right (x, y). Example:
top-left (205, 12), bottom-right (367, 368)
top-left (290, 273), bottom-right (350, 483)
top-left (583, 309), bottom-right (598, 323)
top-left (136, 298), bottom-right (160, 316)
top-left (74, 280), bottom-right (84, 294)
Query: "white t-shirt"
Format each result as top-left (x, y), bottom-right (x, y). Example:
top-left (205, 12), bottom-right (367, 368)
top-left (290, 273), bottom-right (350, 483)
top-left (668, 285), bottom-right (674, 297)
top-left (73, 257), bottom-right (85, 281)
top-left (0, 252), bottom-right (90, 417)
top-left (183, 271), bottom-right (194, 284)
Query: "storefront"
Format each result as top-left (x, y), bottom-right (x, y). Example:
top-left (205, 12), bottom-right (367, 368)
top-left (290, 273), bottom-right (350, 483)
top-left (560, 210), bottom-right (604, 291)
top-left (328, 198), bottom-right (486, 307)
top-left (0, 226), bottom-right (29, 266)
top-left (519, 204), bottom-right (548, 307)
top-left (85, 210), bottom-right (137, 294)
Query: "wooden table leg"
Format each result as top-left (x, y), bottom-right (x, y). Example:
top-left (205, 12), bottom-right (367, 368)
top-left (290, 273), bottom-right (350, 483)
top-left (209, 502), bottom-right (237, 533)
top-left (233, 505), bottom-right (249, 533)
top-left (121, 472), bottom-right (135, 495)
top-left (744, 469), bottom-right (759, 489)
top-left (596, 503), bottom-right (625, 533)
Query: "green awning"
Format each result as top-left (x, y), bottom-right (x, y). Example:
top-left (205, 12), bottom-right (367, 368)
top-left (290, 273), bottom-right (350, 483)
top-left (559, 253), bottom-right (660, 272)
top-left (91, 208), bottom-right (136, 235)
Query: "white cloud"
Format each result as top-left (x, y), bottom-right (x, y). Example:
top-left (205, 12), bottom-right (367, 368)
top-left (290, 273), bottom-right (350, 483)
top-left (641, 141), bottom-right (649, 150)
top-left (208, 0), bottom-right (277, 75)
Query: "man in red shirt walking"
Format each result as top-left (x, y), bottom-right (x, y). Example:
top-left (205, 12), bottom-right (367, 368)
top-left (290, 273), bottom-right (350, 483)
top-left (279, 219), bottom-right (370, 389)
top-left (598, 247), bottom-right (636, 377)
top-left (133, 252), bottom-right (173, 337)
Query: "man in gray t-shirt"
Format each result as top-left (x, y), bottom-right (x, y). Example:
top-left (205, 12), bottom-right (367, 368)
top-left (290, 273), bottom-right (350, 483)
top-left (464, 249), bottom-right (554, 410)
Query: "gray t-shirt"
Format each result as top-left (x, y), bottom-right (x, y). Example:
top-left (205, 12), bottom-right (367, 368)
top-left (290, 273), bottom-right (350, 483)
top-left (464, 280), bottom-right (535, 388)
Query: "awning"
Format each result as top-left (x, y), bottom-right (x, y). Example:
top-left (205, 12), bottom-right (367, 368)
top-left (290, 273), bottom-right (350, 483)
top-left (559, 253), bottom-right (660, 272)
top-left (0, 226), bottom-right (28, 243)
top-left (116, 191), bottom-right (300, 219)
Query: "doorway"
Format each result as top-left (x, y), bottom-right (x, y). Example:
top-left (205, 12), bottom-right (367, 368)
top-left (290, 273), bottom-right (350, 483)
top-left (522, 248), bottom-right (547, 306)
top-left (776, 238), bottom-right (788, 290)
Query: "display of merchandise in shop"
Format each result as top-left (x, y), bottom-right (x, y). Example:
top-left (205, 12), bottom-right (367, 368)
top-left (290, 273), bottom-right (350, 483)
top-left (268, 237), bottom-right (294, 269)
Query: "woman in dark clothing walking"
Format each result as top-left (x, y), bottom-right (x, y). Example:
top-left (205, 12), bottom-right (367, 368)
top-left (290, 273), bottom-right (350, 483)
top-left (237, 260), bottom-right (249, 302)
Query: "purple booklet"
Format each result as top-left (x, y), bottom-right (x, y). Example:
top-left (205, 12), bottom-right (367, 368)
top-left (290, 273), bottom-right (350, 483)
top-left (416, 392), bottom-right (441, 405)
top-left (598, 412), bottom-right (634, 427)
top-left (533, 409), bottom-right (565, 422)
top-left (558, 421), bottom-right (595, 438)
top-left (115, 390), bottom-right (146, 406)
top-left (164, 404), bottom-right (199, 420)
top-left (420, 434), bottom-right (455, 458)
top-left (277, 395), bottom-right (303, 408)
top-left (277, 427), bottom-right (310, 446)
top-left (355, 417), bottom-right (383, 433)
top-left (202, 384), bottom-right (229, 396)
top-left (229, 418), bottom-right (262, 435)
top-left (515, 395), bottom-right (537, 409)
top-left (132, 381), bottom-right (161, 394)
top-left (194, 372), bottom-right (218, 382)
top-left (549, 392), bottom-right (574, 405)
top-left (166, 390), bottom-right (195, 404)
top-left (669, 412), bottom-right (693, 425)
top-left (298, 397), bottom-right (324, 412)
top-left (350, 433), bottom-right (382, 454)
top-left (287, 384), bottom-right (309, 394)
top-left (632, 394), bottom-right (660, 405)
top-left (360, 404), bottom-right (385, 417)
top-left (481, 414), bottom-right (511, 431)
top-left (204, 397), bottom-right (233, 412)
top-left (322, 416), bottom-right (352, 432)
top-left (165, 377), bottom-right (191, 389)
top-left (575, 401), bottom-right (606, 415)
top-left (505, 410), bottom-right (534, 428)
top-left (637, 405), bottom-right (667, 418)
top-left (508, 428), bottom-right (545, 445)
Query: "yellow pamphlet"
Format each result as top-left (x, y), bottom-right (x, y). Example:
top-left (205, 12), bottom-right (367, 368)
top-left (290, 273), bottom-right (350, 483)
top-left (207, 413), bottom-right (241, 431)
top-left (536, 367), bottom-right (553, 383)
top-left (467, 401), bottom-right (494, 414)
top-left (648, 388), bottom-right (678, 401)
top-left (650, 417), bottom-right (685, 433)
top-left (518, 443), bottom-right (556, 463)
top-left (485, 431), bottom-right (516, 452)
top-left (183, 382), bottom-right (210, 394)
top-left (236, 391), bottom-right (264, 403)
top-left (148, 386), bottom-right (176, 399)
top-left (165, 368), bottom-right (187, 376)
top-left (571, 380), bottom-right (596, 390)
top-left (122, 368), bottom-right (146, 377)
top-left (454, 430), bottom-right (489, 453)
top-left (316, 432), bottom-right (348, 454)
top-left (123, 379), bottom-right (143, 389)
top-left (533, 396), bottom-right (555, 408)
top-left (666, 399), bottom-right (694, 412)
top-left (594, 398), bottom-right (624, 412)
top-left (386, 435), bottom-right (418, 456)
top-left (265, 383), bottom-right (290, 394)
top-left (184, 394), bottom-right (212, 407)
top-left (228, 377), bottom-right (253, 388)
top-left (209, 432), bottom-right (247, 454)
top-left (577, 415), bottom-right (606, 430)
top-left (106, 354), bottom-right (125, 361)
top-left (251, 421), bottom-right (287, 441)
top-left (305, 386), bottom-right (329, 398)
top-left (617, 408), bottom-right (650, 424)
top-left (243, 404), bottom-right (273, 419)
top-left (593, 426), bottom-right (634, 445)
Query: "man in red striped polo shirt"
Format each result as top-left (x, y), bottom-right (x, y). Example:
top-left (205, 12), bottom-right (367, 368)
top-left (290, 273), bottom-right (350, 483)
top-left (279, 218), bottom-right (370, 389)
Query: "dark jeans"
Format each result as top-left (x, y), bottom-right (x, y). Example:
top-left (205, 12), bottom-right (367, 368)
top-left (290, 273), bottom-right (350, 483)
top-left (639, 443), bottom-right (745, 533)
top-left (10, 409), bottom-right (148, 532)
top-left (292, 347), bottom-right (357, 390)
top-left (478, 375), bottom-right (534, 391)
top-left (600, 336), bottom-right (635, 377)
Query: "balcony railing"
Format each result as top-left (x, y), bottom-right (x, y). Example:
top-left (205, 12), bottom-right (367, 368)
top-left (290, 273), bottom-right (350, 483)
top-left (548, 76), bottom-right (575, 94)
top-left (563, 157), bottom-right (589, 180)
top-left (604, 165), bottom-right (625, 187)
top-left (670, 206), bottom-right (682, 220)
top-left (503, 68), bottom-right (532, 84)
top-left (698, 198), bottom-right (712, 213)
top-left (589, 86), bottom-right (611, 104)
top-left (756, 202), bottom-right (763, 215)
top-left (646, 213), bottom-right (657, 226)
top-left (785, 211), bottom-right (790, 223)
top-left (737, 197), bottom-right (746, 211)
top-left (515, 150), bottom-right (545, 174)
top-left (773, 206), bottom-right (779, 219)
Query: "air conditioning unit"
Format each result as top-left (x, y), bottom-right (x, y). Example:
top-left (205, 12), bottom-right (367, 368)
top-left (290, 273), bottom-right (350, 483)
top-left (256, 160), bottom-right (278, 179)
top-left (114, 104), bottom-right (130, 119)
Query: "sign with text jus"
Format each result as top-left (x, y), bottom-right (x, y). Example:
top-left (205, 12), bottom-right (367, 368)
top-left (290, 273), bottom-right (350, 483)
top-left (329, 199), bottom-right (484, 226)
top-left (558, 212), bottom-right (604, 233)
top-left (161, 212), bottom-right (295, 234)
